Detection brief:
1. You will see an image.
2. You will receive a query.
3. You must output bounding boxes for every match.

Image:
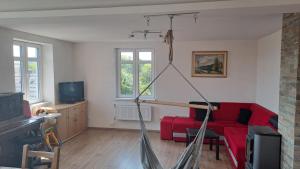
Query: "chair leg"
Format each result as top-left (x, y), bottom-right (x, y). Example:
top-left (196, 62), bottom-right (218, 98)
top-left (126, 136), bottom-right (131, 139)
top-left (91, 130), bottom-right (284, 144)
top-left (21, 144), bottom-right (29, 169)
top-left (51, 147), bottom-right (60, 169)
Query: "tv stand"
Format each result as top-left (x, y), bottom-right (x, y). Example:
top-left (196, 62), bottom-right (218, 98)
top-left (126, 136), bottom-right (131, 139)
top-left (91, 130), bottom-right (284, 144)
top-left (51, 101), bottom-right (88, 143)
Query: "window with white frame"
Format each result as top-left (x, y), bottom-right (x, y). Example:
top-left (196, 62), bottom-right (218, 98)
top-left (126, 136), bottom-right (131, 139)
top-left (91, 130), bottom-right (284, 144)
top-left (13, 41), bottom-right (42, 103)
top-left (117, 49), bottom-right (154, 99)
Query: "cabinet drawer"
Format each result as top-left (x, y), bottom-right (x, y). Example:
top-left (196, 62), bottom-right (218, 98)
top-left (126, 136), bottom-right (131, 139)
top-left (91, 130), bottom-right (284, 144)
top-left (70, 105), bottom-right (82, 114)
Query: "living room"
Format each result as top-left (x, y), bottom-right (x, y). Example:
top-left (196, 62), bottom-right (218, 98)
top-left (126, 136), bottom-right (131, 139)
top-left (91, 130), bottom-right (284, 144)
top-left (0, 0), bottom-right (299, 169)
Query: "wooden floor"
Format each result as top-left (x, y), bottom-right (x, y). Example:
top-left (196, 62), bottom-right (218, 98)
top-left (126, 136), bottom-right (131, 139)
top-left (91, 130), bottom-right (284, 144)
top-left (60, 129), bottom-right (232, 169)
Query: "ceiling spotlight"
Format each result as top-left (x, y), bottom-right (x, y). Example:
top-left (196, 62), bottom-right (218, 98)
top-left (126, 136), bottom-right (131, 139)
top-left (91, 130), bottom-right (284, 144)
top-left (144, 12), bottom-right (200, 24)
top-left (128, 30), bottom-right (163, 39)
top-left (145, 16), bottom-right (151, 26)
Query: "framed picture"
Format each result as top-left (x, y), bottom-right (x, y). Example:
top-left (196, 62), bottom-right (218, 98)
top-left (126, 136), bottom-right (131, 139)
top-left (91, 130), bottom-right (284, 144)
top-left (192, 51), bottom-right (228, 77)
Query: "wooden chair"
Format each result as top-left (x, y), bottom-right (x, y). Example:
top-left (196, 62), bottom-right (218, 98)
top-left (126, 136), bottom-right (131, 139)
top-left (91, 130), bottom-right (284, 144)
top-left (21, 145), bottom-right (60, 169)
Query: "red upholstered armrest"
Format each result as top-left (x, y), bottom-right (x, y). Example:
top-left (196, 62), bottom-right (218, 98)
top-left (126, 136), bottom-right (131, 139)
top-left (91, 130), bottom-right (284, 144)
top-left (249, 104), bottom-right (276, 126)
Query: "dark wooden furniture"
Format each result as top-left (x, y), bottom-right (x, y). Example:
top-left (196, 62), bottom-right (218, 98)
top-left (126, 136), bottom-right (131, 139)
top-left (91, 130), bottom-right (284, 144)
top-left (186, 128), bottom-right (220, 160)
top-left (0, 93), bottom-right (44, 167)
top-left (0, 116), bottom-right (44, 167)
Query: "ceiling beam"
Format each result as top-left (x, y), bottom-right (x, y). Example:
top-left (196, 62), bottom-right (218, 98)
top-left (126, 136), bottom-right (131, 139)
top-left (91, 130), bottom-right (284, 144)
top-left (0, 0), bottom-right (299, 19)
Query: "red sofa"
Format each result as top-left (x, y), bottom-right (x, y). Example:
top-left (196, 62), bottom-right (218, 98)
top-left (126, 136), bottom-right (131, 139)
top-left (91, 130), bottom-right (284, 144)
top-left (160, 102), bottom-right (277, 169)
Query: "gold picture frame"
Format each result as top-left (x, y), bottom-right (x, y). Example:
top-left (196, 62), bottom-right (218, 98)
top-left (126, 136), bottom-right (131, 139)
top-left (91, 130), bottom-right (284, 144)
top-left (192, 51), bottom-right (228, 77)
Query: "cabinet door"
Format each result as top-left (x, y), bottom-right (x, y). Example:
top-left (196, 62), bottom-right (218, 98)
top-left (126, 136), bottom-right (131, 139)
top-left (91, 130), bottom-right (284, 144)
top-left (56, 109), bottom-right (69, 142)
top-left (68, 105), bottom-right (81, 137)
top-left (79, 103), bottom-right (87, 131)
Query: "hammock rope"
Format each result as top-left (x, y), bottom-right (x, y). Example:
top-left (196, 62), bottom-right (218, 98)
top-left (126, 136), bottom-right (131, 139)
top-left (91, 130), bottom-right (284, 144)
top-left (135, 15), bottom-right (213, 169)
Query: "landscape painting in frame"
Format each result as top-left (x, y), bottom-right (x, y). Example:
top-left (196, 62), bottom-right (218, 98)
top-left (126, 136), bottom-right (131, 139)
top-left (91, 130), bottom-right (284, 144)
top-left (192, 51), bottom-right (228, 77)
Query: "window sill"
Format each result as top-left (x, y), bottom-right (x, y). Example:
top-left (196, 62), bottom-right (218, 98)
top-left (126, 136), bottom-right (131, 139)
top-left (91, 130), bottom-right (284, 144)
top-left (30, 101), bottom-right (51, 114)
top-left (115, 98), bottom-right (156, 101)
top-left (30, 101), bottom-right (48, 106)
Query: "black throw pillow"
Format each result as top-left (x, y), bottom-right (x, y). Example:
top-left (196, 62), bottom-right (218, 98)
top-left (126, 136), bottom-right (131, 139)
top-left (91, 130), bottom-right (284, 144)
top-left (195, 108), bottom-right (214, 121)
top-left (190, 102), bottom-right (219, 122)
top-left (269, 115), bottom-right (278, 129)
top-left (237, 108), bottom-right (252, 125)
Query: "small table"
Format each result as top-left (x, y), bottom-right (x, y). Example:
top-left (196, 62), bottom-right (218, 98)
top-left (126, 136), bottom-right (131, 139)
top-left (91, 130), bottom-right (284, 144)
top-left (186, 128), bottom-right (220, 160)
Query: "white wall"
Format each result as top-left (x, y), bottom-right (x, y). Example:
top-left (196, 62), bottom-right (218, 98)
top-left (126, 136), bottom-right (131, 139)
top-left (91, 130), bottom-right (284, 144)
top-left (52, 41), bottom-right (74, 103)
top-left (256, 30), bottom-right (282, 113)
top-left (42, 44), bottom-right (55, 104)
top-left (0, 26), bottom-right (282, 129)
top-left (73, 40), bottom-right (257, 130)
top-left (0, 27), bottom-right (74, 104)
top-left (0, 28), bottom-right (15, 93)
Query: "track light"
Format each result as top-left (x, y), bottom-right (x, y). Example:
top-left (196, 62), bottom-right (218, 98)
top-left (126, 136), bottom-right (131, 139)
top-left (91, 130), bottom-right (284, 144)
top-left (144, 12), bottom-right (200, 25)
top-left (145, 16), bottom-right (151, 26)
top-left (128, 30), bottom-right (163, 39)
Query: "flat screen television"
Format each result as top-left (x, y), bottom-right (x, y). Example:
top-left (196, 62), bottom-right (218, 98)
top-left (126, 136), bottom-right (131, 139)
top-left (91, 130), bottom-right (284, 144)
top-left (59, 81), bottom-right (84, 104)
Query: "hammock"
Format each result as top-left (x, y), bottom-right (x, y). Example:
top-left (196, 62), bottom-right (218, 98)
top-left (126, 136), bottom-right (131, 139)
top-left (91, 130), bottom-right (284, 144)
top-left (135, 23), bottom-right (214, 169)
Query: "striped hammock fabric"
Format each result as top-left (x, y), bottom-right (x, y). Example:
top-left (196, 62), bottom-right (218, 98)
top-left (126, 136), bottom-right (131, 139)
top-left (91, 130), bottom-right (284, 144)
top-left (135, 29), bottom-right (213, 169)
top-left (135, 63), bottom-right (213, 169)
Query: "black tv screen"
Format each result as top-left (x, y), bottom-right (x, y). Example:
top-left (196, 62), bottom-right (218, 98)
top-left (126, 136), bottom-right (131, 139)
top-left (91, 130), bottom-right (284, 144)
top-left (59, 81), bottom-right (84, 104)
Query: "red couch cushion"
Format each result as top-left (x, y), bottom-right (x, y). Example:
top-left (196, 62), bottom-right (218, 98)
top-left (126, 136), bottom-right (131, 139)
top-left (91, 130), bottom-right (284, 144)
top-left (214, 121), bottom-right (246, 135)
top-left (248, 104), bottom-right (275, 126)
top-left (194, 121), bottom-right (244, 135)
top-left (213, 103), bottom-right (251, 121)
top-left (224, 127), bottom-right (248, 160)
top-left (194, 121), bottom-right (220, 134)
top-left (160, 116), bottom-right (175, 140)
top-left (189, 107), bottom-right (197, 119)
top-left (172, 117), bottom-right (195, 133)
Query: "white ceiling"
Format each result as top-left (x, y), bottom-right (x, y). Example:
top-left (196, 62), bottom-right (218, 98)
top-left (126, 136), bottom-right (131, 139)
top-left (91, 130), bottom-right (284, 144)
top-left (0, 0), bottom-right (299, 42)
top-left (0, 14), bottom-right (283, 42)
top-left (0, 0), bottom-right (227, 12)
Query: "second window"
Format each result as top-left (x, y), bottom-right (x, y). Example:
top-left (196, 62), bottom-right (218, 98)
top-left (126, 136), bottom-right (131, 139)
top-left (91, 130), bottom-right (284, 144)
top-left (117, 49), bottom-right (154, 99)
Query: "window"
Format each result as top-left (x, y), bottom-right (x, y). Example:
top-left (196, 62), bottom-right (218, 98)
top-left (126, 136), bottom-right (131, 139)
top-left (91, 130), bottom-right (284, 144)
top-left (13, 41), bottom-right (42, 103)
top-left (117, 49), bottom-right (154, 99)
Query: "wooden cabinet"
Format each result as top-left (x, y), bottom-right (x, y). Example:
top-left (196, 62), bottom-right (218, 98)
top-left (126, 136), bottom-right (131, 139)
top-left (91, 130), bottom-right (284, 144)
top-left (54, 101), bottom-right (87, 143)
top-left (78, 105), bottom-right (87, 133)
top-left (56, 109), bottom-right (69, 141)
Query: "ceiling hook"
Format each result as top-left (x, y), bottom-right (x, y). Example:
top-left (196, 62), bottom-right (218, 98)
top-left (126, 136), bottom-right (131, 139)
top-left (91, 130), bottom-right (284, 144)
top-left (168, 15), bottom-right (174, 30)
top-left (193, 13), bottom-right (198, 23)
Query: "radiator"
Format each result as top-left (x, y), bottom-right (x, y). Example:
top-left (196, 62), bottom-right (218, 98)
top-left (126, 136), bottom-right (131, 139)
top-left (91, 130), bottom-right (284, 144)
top-left (115, 104), bottom-right (152, 121)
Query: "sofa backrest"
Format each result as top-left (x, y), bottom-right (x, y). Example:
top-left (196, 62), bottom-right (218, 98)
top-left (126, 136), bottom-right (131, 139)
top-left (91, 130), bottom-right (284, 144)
top-left (189, 107), bottom-right (196, 119)
top-left (189, 102), bottom-right (277, 126)
top-left (248, 103), bottom-right (276, 127)
top-left (189, 102), bottom-right (252, 121)
top-left (189, 102), bottom-right (220, 119)
top-left (213, 102), bottom-right (252, 121)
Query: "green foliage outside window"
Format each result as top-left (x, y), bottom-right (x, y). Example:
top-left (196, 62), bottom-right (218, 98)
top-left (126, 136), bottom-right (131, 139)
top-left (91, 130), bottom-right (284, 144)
top-left (119, 50), bottom-right (153, 98)
top-left (28, 62), bottom-right (38, 74)
top-left (139, 63), bottom-right (152, 96)
top-left (120, 63), bottom-right (152, 97)
top-left (120, 64), bottom-right (134, 96)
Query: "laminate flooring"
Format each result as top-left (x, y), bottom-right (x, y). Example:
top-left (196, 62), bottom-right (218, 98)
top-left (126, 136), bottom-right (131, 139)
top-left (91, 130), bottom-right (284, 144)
top-left (60, 129), bottom-right (232, 169)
